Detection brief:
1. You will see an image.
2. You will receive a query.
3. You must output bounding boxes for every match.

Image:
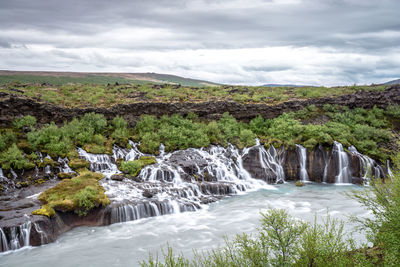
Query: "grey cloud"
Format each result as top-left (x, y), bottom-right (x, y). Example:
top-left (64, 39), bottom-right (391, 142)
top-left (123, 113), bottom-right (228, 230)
top-left (0, 0), bottom-right (399, 85)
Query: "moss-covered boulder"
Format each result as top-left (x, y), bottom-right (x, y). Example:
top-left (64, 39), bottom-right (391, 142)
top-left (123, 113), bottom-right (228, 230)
top-left (32, 204), bottom-right (56, 217)
top-left (57, 172), bottom-right (77, 179)
top-left (296, 181), bottom-right (305, 187)
top-left (119, 156), bottom-right (156, 177)
top-left (33, 171), bottom-right (110, 217)
top-left (69, 158), bottom-right (90, 170)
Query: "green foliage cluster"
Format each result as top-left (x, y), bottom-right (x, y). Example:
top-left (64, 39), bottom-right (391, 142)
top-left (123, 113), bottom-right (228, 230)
top-left (34, 170), bottom-right (110, 217)
top-left (27, 113), bottom-right (117, 157)
top-left (120, 156), bottom-right (157, 177)
top-left (12, 115), bottom-right (37, 129)
top-left (0, 143), bottom-right (34, 170)
top-left (351, 157), bottom-right (400, 266)
top-left (133, 106), bottom-right (396, 161)
top-left (135, 113), bottom-right (255, 154)
top-left (141, 209), bottom-right (374, 267)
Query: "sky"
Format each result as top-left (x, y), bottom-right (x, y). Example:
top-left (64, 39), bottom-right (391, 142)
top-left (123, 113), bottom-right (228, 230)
top-left (0, 0), bottom-right (399, 86)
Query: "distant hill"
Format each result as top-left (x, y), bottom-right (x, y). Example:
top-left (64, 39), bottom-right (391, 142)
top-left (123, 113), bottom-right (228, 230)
top-left (263, 84), bottom-right (309, 87)
top-left (0, 70), bottom-right (219, 87)
top-left (384, 79), bottom-right (400, 85)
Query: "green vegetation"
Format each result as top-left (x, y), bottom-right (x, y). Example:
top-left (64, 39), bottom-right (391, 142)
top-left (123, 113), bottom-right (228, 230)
top-left (33, 170), bottom-right (110, 217)
top-left (13, 115), bottom-right (37, 129)
top-left (119, 156), bottom-right (157, 177)
top-left (0, 81), bottom-right (389, 108)
top-left (0, 104), bottom-right (398, 172)
top-left (141, 209), bottom-right (373, 267)
top-left (133, 105), bottom-right (398, 161)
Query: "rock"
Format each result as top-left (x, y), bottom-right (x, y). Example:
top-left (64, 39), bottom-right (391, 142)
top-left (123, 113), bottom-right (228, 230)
top-left (110, 174), bottom-right (124, 181)
top-left (142, 190), bottom-right (154, 198)
top-left (57, 172), bottom-right (77, 179)
top-left (276, 180), bottom-right (284, 184)
top-left (296, 181), bottom-right (305, 187)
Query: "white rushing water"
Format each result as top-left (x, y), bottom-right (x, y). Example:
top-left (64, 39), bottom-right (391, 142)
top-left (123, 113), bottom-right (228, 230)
top-left (296, 144), bottom-right (309, 182)
top-left (0, 183), bottom-right (369, 267)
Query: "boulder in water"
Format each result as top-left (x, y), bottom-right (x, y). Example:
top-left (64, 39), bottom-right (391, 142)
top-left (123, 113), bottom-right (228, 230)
top-left (295, 181), bottom-right (305, 187)
top-left (110, 174), bottom-right (124, 181)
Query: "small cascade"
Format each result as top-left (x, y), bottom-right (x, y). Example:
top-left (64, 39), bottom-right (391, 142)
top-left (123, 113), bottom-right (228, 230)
top-left (110, 199), bottom-right (195, 224)
top-left (32, 222), bottom-right (48, 245)
top-left (57, 157), bottom-right (74, 173)
top-left (0, 228), bottom-right (8, 252)
top-left (296, 144), bottom-right (309, 181)
top-left (387, 160), bottom-right (394, 178)
top-left (1, 220), bottom-right (32, 252)
top-left (349, 146), bottom-right (385, 181)
top-left (333, 141), bottom-right (352, 184)
top-left (258, 145), bottom-right (285, 183)
top-left (10, 169), bottom-right (18, 179)
top-left (113, 141), bottom-right (143, 162)
top-left (77, 148), bottom-right (120, 178)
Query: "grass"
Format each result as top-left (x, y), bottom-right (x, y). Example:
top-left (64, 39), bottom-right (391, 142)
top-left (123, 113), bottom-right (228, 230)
top-left (33, 170), bottom-right (110, 217)
top-left (0, 81), bottom-right (390, 108)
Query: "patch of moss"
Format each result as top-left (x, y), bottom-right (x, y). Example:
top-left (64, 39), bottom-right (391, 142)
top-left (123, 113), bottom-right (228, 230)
top-left (119, 156), bottom-right (156, 177)
top-left (68, 158), bottom-right (90, 170)
top-left (17, 181), bottom-right (29, 187)
top-left (295, 181), bottom-right (305, 187)
top-left (57, 172), bottom-right (77, 179)
top-left (32, 204), bottom-right (55, 217)
top-left (37, 170), bottom-right (109, 216)
top-left (38, 157), bottom-right (57, 168)
top-left (16, 139), bottom-right (32, 153)
top-left (35, 179), bottom-right (46, 185)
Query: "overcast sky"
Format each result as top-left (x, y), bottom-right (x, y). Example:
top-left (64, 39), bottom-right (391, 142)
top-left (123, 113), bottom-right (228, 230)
top-left (0, 0), bottom-right (399, 85)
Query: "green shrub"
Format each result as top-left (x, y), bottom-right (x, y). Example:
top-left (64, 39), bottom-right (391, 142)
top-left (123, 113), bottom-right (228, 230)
top-left (13, 115), bottom-right (37, 129)
top-left (0, 143), bottom-right (33, 170)
top-left (120, 156), bottom-right (157, 177)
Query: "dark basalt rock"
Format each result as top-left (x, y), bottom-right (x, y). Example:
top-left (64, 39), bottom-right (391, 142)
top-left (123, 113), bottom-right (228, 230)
top-left (110, 174), bottom-right (124, 181)
top-left (307, 145), bottom-right (328, 182)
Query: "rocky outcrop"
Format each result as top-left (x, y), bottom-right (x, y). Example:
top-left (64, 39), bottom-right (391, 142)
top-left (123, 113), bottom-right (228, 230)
top-left (1, 85), bottom-right (399, 127)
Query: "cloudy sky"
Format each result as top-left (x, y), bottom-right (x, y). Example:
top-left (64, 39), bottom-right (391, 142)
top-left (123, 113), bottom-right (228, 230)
top-left (0, 0), bottom-right (399, 85)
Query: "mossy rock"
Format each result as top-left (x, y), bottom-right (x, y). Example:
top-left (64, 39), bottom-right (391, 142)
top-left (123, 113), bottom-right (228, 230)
top-left (32, 204), bottom-right (55, 217)
top-left (296, 181), bottom-right (305, 187)
top-left (17, 181), bottom-right (29, 187)
top-left (119, 156), bottom-right (156, 177)
top-left (38, 157), bottom-right (58, 168)
top-left (35, 179), bottom-right (46, 185)
top-left (69, 158), bottom-right (90, 170)
top-left (57, 172), bottom-right (77, 179)
top-left (36, 171), bottom-right (109, 216)
top-left (16, 140), bottom-right (32, 153)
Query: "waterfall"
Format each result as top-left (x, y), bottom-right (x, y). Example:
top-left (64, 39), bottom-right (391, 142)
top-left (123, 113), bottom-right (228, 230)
top-left (258, 145), bottom-right (285, 183)
top-left (1, 220), bottom-right (32, 252)
top-left (387, 160), bottom-right (394, 178)
top-left (77, 148), bottom-right (120, 178)
top-left (296, 144), bottom-right (309, 181)
top-left (333, 141), bottom-right (351, 184)
top-left (349, 146), bottom-right (384, 181)
top-left (0, 228), bottom-right (8, 252)
top-left (58, 157), bottom-right (74, 173)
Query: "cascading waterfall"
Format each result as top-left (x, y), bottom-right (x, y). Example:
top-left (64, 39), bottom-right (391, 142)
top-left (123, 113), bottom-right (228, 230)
top-left (0, 227), bottom-right (8, 252)
top-left (333, 141), bottom-right (352, 183)
top-left (349, 146), bottom-right (384, 181)
top-left (387, 160), bottom-right (394, 178)
top-left (77, 148), bottom-right (120, 178)
top-left (83, 142), bottom-right (276, 224)
top-left (296, 144), bottom-right (309, 181)
top-left (258, 145), bottom-right (285, 183)
top-left (1, 220), bottom-right (32, 252)
top-left (57, 157), bottom-right (74, 173)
